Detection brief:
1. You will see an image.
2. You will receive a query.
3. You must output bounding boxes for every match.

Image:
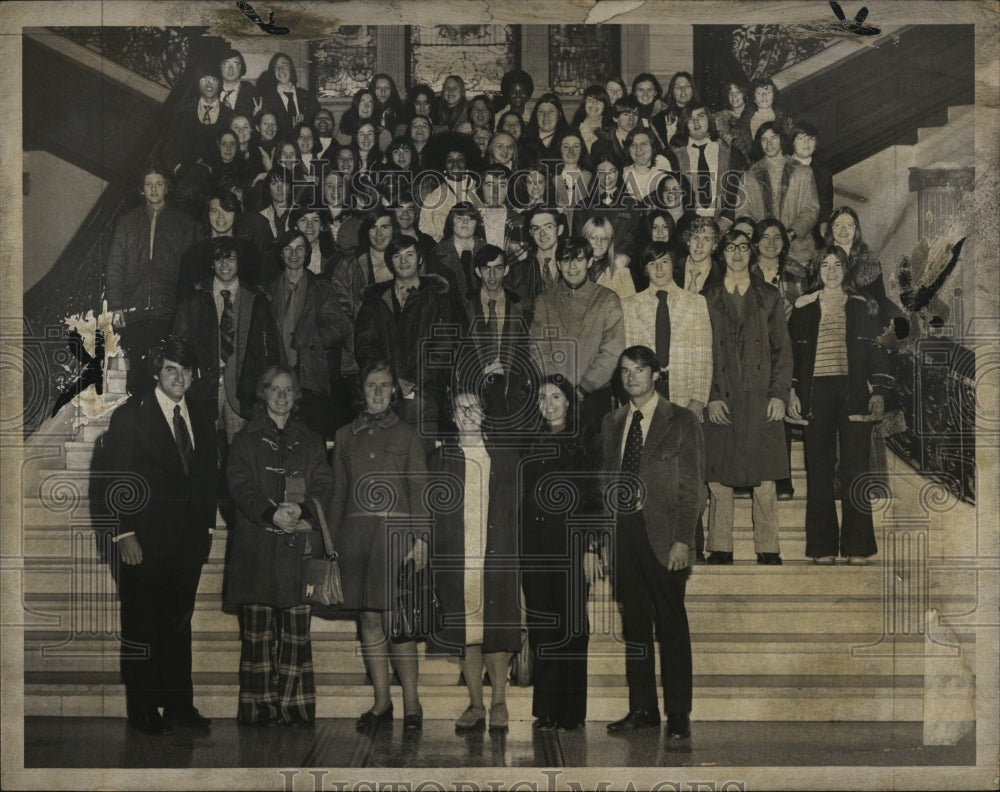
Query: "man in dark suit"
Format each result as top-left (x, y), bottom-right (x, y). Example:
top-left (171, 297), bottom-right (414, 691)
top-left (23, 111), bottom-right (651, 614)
top-left (459, 244), bottom-right (532, 430)
top-left (172, 237), bottom-right (281, 442)
top-left (106, 337), bottom-right (218, 735)
top-left (671, 102), bottom-right (746, 232)
top-left (162, 60), bottom-right (235, 179)
top-left (601, 345), bottom-right (704, 739)
top-left (218, 48), bottom-right (260, 119)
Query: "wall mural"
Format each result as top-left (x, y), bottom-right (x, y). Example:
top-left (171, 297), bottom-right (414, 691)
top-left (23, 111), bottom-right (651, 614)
top-left (409, 25), bottom-right (518, 93)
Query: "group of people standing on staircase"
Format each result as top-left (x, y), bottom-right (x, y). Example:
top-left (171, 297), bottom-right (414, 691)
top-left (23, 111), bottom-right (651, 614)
top-left (96, 41), bottom-right (901, 739)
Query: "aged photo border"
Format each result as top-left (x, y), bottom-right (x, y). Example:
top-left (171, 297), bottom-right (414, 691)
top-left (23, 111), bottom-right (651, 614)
top-left (1, 1), bottom-right (998, 789)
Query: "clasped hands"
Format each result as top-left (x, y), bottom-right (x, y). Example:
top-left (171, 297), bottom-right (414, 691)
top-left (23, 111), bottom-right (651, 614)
top-left (272, 502), bottom-right (312, 534)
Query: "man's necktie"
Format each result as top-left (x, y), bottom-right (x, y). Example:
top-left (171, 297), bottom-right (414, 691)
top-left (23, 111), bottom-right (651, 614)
top-left (486, 298), bottom-right (499, 360)
top-left (173, 405), bottom-right (192, 474)
top-left (621, 410), bottom-right (645, 508)
top-left (688, 270), bottom-right (702, 294)
top-left (219, 289), bottom-right (236, 362)
top-left (283, 91), bottom-right (297, 126)
top-left (542, 257), bottom-right (554, 286)
top-left (694, 143), bottom-right (711, 208)
top-left (222, 89), bottom-right (235, 109)
top-left (202, 104), bottom-right (212, 125)
top-left (655, 290), bottom-right (671, 401)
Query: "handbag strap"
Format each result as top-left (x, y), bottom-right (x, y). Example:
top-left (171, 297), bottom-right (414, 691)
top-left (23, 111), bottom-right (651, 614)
top-left (310, 496), bottom-right (336, 558)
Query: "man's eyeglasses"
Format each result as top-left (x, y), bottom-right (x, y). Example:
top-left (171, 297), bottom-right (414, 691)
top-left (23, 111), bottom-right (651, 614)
top-left (724, 243), bottom-right (751, 253)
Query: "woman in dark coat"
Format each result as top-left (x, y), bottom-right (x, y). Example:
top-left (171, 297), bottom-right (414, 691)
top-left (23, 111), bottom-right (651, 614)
top-left (787, 247), bottom-right (893, 564)
top-left (329, 360), bottom-right (429, 732)
top-left (702, 227), bottom-right (793, 564)
top-left (824, 206), bottom-right (904, 331)
top-left (426, 388), bottom-right (522, 731)
top-left (225, 366), bottom-right (334, 725)
top-left (520, 375), bottom-right (602, 731)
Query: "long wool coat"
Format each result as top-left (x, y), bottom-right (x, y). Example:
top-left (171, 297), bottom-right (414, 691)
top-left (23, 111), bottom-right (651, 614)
top-left (702, 277), bottom-right (793, 486)
top-left (425, 442), bottom-right (522, 656)
top-left (224, 416), bottom-right (335, 610)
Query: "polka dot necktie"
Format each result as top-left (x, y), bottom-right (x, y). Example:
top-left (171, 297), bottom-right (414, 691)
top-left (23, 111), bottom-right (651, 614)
top-left (621, 410), bottom-right (644, 474)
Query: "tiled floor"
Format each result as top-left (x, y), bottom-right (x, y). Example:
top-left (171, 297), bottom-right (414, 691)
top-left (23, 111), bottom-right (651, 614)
top-left (23, 717), bottom-right (976, 769)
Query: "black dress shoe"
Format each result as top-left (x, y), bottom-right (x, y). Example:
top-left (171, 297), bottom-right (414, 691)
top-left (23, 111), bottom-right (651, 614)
top-left (403, 711), bottom-right (423, 732)
top-left (532, 717), bottom-right (557, 731)
top-left (756, 552), bottom-right (783, 565)
top-left (607, 708), bottom-right (660, 732)
top-left (705, 551), bottom-right (733, 565)
top-left (776, 480), bottom-right (794, 501)
top-left (356, 705), bottom-right (393, 731)
top-left (128, 712), bottom-right (173, 736)
top-left (666, 712), bottom-right (691, 739)
top-left (164, 707), bottom-right (211, 729)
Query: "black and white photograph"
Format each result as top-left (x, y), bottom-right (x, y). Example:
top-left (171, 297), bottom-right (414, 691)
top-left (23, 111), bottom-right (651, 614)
top-left (1, 1), bottom-right (997, 790)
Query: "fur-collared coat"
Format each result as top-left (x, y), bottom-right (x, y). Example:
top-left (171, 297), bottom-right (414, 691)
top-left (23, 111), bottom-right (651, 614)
top-left (743, 156), bottom-right (819, 263)
top-left (354, 273), bottom-right (463, 392)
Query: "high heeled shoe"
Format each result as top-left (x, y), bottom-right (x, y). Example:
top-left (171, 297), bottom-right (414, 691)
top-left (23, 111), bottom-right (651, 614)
top-left (356, 704), bottom-right (393, 731)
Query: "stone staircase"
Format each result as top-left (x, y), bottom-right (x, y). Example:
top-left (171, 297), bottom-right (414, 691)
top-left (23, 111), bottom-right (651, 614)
top-left (18, 361), bottom-right (981, 727)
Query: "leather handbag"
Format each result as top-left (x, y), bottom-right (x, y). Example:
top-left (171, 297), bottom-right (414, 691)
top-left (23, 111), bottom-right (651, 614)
top-left (301, 497), bottom-right (344, 607)
top-left (389, 559), bottom-right (441, 642)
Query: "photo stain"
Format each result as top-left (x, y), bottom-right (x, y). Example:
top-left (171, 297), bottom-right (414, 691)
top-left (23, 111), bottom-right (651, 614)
top-left (52, 329), bottom-right (105, 418)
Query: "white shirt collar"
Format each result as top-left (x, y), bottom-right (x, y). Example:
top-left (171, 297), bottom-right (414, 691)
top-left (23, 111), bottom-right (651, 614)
top-left (213, 277), bottom-right (239, 295)
top-left (154, 386), bottom-right (194, 449)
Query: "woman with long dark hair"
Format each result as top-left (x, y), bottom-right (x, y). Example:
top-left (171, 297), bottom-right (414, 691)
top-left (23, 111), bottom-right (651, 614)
top-left (652, 71), bottom-right (699, 148)
top-left (823, 207), bottom-right (904, 330)
top-left (523, 93), bottom-right (573, 162)
top-left (714, 81), bottom-right (750, 149)
top-left (257, 52), bottom-right (319, 138)
top-left (225, 366), bottom-right (334, 726)
top-left (787, 247), bottom-right (893, 564)
top-left (520, 374), bottom-right (601, 731)
top-left (468, 94), bottom-right (496, 134)
top-left (402, 84), bottom-right (438, 129)
top-left (571, 84), bottom-right (615, 155)
top-left (338, 88), bottom-right (379, 144)
top-left (631, 72), bottom-right (665, 128)
top-left (353, 121), bottom-right (383, 174)
top-left (370, 73), bottom-right (404, 135)
top-left (555, 131), bottom-right (592, 213)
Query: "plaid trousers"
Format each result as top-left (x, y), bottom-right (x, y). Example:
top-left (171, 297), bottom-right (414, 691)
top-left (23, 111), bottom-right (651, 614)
top-left (238, 604), bottom-right (315, 724)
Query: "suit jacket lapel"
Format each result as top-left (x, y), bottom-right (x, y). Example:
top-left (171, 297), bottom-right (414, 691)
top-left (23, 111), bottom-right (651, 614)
top-left (236, 285), bottom-right (254, 364)
top-left (141, 393), bottom-right (187, 477)
top-left (642, 397), bottom-right (672, 457)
